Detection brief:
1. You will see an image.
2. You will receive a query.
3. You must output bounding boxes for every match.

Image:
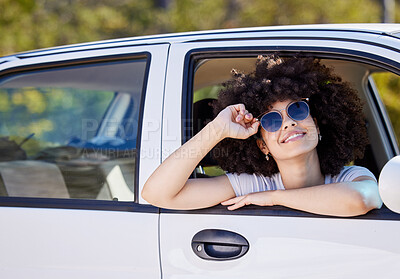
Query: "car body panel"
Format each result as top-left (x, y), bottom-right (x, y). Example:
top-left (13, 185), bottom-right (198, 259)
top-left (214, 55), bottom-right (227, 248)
top-left (0, 207), bottom-right (160, 279)
top-left (160, 213), bottom-right (400, 278)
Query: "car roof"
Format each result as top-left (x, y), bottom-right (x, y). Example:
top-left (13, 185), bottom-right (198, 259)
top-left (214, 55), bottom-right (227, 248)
top-left (2, 23), bottom-right (400, 61)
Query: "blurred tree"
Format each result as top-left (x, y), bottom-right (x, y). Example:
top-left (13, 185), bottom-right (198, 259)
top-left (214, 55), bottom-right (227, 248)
top-left (378, 0), bottom-right (395, 22)
top-left (1, 0), bottom-right (397, 56)
top-left (155, 0), bottom-right (171, 9)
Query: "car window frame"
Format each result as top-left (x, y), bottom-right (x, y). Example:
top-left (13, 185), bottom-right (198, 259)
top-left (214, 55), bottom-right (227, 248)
top-left (179, 45), bottom-right (400, 220)
top-left (0, 52), bottom-right (158, 213)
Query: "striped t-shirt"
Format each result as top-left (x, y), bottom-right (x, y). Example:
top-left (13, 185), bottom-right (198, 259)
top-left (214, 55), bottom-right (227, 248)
top-left (226, 165), bottom-right (376, 197)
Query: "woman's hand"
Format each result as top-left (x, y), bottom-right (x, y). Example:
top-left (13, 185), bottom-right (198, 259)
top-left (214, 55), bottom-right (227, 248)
top-left (221, 191), bottom-right (276, 210)
top-left (212, 104), bottom-right (260, 140)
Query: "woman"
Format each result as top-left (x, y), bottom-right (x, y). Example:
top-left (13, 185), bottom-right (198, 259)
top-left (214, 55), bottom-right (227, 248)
top-left (142, 54), bottom-right (382, 217)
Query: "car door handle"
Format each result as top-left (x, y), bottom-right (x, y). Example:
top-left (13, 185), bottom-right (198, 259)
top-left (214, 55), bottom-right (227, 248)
top-left (191, 229), bottom-right (249, 261)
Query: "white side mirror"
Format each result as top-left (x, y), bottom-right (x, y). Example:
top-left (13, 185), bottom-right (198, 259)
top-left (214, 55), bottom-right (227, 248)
top-left (379, 156), bottom-right (400, 214)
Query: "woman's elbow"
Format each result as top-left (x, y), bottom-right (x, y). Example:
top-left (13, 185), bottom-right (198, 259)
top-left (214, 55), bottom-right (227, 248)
top-left (141, 181), bottom-right (157, 205)
top-left (141, 186), bottom-right (150, 203)
top-left (362, 193), bottom-right (383, 213)
top-left (354, 181), bottom-right (383, 214)
top-left (141, 181), bottom-right (172, 208)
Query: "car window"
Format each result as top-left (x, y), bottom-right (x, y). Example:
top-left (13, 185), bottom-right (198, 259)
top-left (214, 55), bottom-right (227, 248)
top-left (370, 72), bottom-right (400, 149)
top-left (0, 58), bottom-right (148, 201)
top-left (190, 55), bottom-right (388, 180)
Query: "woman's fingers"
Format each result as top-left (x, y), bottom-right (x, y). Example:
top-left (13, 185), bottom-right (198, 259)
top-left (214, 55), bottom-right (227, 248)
top-left (243, 112), bottom-right (253, 123)
top-left (235, 110), bottom-right (248, 122)
top-left (233, 104), bottom-right (255, 124)
top-left (222, 192), bottom-right (274, 210)
top-left (221, 194), bottom-right (276, 210)
top-left (218, 104), bottom-right (259, 139)
top-left (221, 196), bottom-right (249, 210)
top-left (234, 107), bottom-right (254, 124)
top-left (232, 104), bottom-right (246, 121)
top-left (232, 103), bottom-right (246, 114)
top-left (221, 196), bottom-right (241, 205)
top-left (228, 197), bottom-right (248, 210)
top-left (240, 120), bottom-right (259, 138)
top-left (236, 115), bottom-right (260, 139)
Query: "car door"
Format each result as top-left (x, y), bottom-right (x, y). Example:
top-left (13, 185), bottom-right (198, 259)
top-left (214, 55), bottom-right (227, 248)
top-left (0, 43), bottom-right (169, 278)
top-left (159, 29), bottom-right (400, 278)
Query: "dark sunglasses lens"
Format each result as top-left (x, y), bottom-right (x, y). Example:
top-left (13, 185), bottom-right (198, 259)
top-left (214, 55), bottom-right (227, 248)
top-left (260, 111), bottom-right (282, 132)
top-left (288, 101), bottom-right (309, 121)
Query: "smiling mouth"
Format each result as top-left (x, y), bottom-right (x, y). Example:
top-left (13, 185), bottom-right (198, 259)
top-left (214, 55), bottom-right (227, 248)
top-left (282, 132), bottom-right (306, 143)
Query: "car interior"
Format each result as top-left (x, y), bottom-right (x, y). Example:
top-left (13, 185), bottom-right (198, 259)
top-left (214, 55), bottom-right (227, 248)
top-left (191, 55), bottom-right (399, 180)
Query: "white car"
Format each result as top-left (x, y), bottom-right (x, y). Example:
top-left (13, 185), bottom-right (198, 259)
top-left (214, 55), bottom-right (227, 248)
top-left (0, 24), bottom-right (400, 278)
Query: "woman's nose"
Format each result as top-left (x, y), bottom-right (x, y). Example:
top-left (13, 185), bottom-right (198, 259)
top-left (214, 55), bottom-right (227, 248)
top-left (282, 114), bottom-right (297, 130)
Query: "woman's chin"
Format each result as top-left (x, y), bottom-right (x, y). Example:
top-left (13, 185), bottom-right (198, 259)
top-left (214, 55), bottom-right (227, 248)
top-left (274, 143), bottom-right (318, 161)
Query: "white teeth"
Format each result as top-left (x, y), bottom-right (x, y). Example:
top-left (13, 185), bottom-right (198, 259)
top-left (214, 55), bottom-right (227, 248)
top-left (284, 133), bottom-right (303, 143)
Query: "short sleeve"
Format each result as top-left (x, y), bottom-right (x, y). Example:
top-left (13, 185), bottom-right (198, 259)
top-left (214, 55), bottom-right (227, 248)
top-left (332, 166), bottom-right (377, 183)
top-left (225, 172), bottom-right (283, 196)
top-left (225, 172), bottom-right (257, 196)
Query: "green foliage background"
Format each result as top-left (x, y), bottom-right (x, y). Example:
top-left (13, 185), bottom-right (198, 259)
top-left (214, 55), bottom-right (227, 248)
top-left (0, 0), bottom-right (393, 56)
top-left (1, 0), bottom-right (400, 147)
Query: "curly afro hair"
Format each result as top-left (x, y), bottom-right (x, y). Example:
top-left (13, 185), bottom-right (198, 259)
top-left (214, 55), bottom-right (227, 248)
top-left (211, 54), bottom-right (368, 176)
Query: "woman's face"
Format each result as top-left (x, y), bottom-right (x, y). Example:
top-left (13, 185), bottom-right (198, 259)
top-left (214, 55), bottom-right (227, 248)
top-left (259, 99), bottom-right (319, 161)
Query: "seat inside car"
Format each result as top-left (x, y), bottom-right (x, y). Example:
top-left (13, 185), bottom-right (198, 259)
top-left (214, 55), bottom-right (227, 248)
top-left (0, 160), bottom-right (69, 198)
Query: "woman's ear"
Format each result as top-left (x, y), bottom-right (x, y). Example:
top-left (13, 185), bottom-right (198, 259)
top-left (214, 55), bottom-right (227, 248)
top-left (256, 138), bottom-right (269, 155)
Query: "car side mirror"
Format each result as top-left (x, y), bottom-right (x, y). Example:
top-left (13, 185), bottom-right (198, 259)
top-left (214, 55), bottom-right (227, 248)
top-left (379, 156), bottom-right (400, 214)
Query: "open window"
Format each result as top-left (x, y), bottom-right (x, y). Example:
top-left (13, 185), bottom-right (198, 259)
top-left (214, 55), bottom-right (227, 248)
top-left (189, 53), bottom-right (398, 184)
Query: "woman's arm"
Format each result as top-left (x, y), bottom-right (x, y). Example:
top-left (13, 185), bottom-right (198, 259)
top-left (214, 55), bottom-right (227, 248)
top-left (141, 104), bottom-right (259, 209)
top-left (222, 177), bottom-right (382, 217)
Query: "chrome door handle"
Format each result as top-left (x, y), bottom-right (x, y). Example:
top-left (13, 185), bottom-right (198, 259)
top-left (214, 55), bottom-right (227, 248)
top-left (191, 229), bottom-right (249, 261)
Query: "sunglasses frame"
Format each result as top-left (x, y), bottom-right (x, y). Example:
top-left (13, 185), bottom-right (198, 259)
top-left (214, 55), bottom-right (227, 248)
top-left (257, 98), bottom-right (310, 132)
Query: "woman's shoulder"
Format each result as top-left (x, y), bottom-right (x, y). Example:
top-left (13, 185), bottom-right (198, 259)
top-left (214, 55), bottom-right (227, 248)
top-left (327, 165), bottom-right (377, 183)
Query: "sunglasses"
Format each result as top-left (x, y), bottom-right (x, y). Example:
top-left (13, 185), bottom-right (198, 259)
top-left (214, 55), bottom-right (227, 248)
top-left (257, 98), bottom-right (310, 132)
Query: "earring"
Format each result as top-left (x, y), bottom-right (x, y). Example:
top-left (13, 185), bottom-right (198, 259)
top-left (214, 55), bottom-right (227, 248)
top-left (266, 153), bottom-right (270, 161)
top-left (318, 134), bottom-right (322, 141)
